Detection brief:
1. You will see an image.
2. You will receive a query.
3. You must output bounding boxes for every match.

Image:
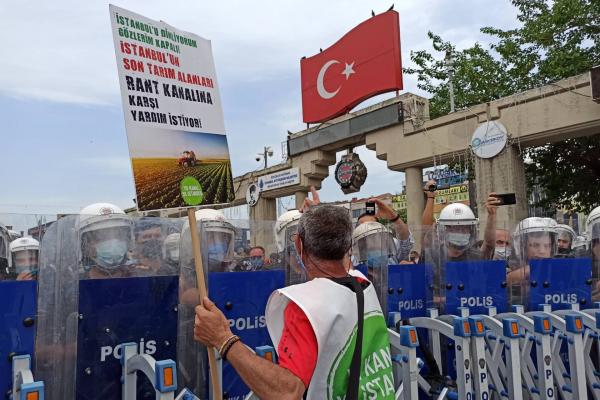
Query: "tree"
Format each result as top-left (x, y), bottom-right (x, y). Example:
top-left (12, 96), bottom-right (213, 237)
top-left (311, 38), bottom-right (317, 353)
top-left (405, 0), bottom-right (600, 213)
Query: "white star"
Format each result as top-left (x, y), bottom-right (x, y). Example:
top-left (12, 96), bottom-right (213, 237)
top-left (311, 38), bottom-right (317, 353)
top-left (341, 62), bottom-right (355, 80)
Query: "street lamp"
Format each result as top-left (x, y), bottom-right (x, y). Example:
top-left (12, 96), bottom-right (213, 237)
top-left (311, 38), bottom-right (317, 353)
top-left (256, 146), bottom-right (274, 169)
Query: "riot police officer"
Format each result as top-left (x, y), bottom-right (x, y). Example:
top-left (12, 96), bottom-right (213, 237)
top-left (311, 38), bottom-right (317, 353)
top-left (506, 217), bottom-right (557, 286)
top-left (352, 220), bottom-right (397, 314)
top-left (77, 202), bottom-right (134, 279)
top-left (556, 223), bottom-right (577, 256)
top-left (274, 209), bottom-right (305, 285)
top-left (9, 237), bottom-right (39, 281)
top-left (421, 180), bottom-right (499, 262)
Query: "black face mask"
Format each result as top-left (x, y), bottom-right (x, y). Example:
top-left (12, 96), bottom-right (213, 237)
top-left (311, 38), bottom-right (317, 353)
top-left (141, 239), bottom-right (163, 260)
top-left (557, 247), bottom-right (571, 255)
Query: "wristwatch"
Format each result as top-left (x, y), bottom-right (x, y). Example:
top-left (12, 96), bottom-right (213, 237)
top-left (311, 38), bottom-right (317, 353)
top-left (389, 213), bottom-right (401, 223)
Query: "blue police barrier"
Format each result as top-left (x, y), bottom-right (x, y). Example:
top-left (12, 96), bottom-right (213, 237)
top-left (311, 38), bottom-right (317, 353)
top-left (0, 280), bottom-right (37, 398)
top-left (209, 270), bottom-right (285, 400)
top-left (444, 260), bottom-right (508, 315)
top-left (388, 264), bottom-right (428, 320)
top-left (529, 257), bottom-right (592, 310)
top-left (76, 276), bottom-right (179, 399)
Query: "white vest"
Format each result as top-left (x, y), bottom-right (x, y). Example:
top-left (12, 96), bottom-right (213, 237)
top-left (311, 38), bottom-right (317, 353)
top-left (266, 270), bottom-right (395, 400)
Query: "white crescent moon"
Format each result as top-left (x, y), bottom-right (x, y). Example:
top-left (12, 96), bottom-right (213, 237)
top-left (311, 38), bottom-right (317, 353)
top-left (317, 60), bottom-right (341, 99)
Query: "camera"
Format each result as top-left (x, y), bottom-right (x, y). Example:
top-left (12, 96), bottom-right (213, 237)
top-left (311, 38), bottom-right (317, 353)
top-left (427, 184), bottom-right (437, 192)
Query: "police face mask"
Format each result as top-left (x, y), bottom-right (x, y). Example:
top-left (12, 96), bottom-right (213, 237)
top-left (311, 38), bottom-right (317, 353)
top-left (447, 232), bottom-right (471, 249)
top-left (366, 251), bottom-right (388, 267)
top-left (494, 246), bottom-right (511, 260)
top-left (14, 250), bottom-right (39, 275)
top-left (141, 239), bottom-right (163, 260)
top-left (249, 256), bottom-right (264, 270)
top-left (207, 243), bottom-right (228, 260)
top-left (95, 239), bottom-right (128, 269)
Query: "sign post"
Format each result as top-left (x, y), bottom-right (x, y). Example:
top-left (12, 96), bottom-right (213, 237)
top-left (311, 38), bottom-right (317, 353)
top-left (109, 5), bottom-right (232, 398)
top-left (187, 208), bottom-right (221, 399)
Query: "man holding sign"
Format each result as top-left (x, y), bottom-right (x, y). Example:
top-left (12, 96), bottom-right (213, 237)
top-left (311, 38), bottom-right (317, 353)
top-left (194, 188), bottom-right (395, 399)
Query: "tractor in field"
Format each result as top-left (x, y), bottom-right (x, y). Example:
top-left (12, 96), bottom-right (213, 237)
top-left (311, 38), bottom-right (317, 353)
top-left (178, 150), bottom-right (197, 167)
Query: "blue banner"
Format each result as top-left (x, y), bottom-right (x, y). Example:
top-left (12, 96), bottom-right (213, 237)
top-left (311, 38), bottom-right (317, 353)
top-left (445, 260), bottom-right (507, 315)
top-left (0, 280), bottom-right (37, 397)
top-left (76, 276), bottom-right (179, 400)
top-left (209, 270), bottom-right (285, 400)
top-left (529, 257), bottom-right (592, 310)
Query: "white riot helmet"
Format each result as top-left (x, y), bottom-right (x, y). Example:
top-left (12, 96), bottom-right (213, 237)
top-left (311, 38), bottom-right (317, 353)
top-left (352, 221), bottom-right (397, 265)
top-left (436, 203), bottom-right (478, 251)
top-left (77, 203), bottom-right (132, 272)
top-left (163, 233), bottom-right (181, 264)
top-left (512, 217), bottom-right (557, 262)
top-left (587, 206), bottom-right (600, 244)
top-left (189, 209), bottom-right (235, 262)
top-left (556, 224), bottom-right (577, 253)
top-left (10, 237), bottom-right (40, 275)
top-left (274, 210), bottom-right (302, 252)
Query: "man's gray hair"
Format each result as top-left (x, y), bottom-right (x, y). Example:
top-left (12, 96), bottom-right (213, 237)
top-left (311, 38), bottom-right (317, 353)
top-left (297, 205), bottom-right (352, 260)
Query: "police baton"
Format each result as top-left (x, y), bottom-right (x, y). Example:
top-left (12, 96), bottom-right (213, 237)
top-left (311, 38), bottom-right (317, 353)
top-left (187, 208), bottom-right (222, 400)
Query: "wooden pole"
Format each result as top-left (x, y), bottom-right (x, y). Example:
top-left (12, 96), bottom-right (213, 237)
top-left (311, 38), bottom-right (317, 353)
top-left (187, 208), bottom-right (222, 400)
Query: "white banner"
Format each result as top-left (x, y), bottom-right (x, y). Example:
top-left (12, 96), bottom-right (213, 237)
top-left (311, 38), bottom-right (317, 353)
top-left (258, 168), bottom-right (300, 192)
top-left (109, 5), bottom-right (234, 210)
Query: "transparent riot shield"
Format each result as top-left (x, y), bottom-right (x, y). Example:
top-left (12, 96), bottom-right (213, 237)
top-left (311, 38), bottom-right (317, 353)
top-left (527, 257), bottom-right (592, 310)
top-left (214, 220), bottom-right (283, 400)
top-left (430, 219), bottom-right (508, 315)
top-left (1, 213), bottom-right (55, 397)
top-left (281, 222), bottom-right (307, 286)
top-left (36, 214), bottom-right (183, 400)
top-left (352, 221), bottom-right (396, 318)
top-left (386, 225), bottom-right (431, 322)
top-left (505, 219), bottom-right (581, 310)
top-left (179, 218), bottom-right (285, 400)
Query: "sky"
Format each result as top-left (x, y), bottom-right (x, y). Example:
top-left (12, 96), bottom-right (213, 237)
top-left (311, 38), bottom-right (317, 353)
top-left (127, 128), bottom-right (230, 159)
top-left (0, 0), bottom-right (520, 219)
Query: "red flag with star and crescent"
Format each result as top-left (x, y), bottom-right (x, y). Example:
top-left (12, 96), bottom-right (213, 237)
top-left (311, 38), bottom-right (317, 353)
top-left (300, 10), bottom-right (403, 124)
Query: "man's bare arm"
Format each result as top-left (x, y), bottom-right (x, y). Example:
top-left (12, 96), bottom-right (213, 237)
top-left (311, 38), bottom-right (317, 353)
top-left (226, 341), bottom-right (305, 400)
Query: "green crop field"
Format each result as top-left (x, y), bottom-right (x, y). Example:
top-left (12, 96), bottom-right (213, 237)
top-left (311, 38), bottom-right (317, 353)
top-left (132, 158), bottom-right (235, 210)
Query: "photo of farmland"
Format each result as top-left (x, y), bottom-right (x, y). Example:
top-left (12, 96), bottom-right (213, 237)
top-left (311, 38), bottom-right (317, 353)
top-left (126, 128), bottom-right (234, 211)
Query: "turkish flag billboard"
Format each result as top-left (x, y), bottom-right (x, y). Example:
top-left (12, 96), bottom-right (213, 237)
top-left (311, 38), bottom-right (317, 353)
top-left (301, 11), bottom-right (403, 124)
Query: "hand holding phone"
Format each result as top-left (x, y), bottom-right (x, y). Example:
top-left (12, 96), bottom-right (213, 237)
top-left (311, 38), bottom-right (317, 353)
top-left (365, 201), bottom-right (376, 216)
top-left (491, 193), bottom-right (516, 206)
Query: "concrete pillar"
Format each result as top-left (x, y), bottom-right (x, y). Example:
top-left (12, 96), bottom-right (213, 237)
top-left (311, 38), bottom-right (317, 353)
top-left (249, 197), bottom-right (277, 254)
top-left (295, 191), bottom-right (308, 210)
top-left (474, 144), bottom-right (528, 235)
top-left (405, 166), bottom-right (425, 251)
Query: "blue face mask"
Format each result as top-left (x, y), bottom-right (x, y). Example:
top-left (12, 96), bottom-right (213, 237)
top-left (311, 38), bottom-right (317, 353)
top-left (95, 239), bottom-right (128, 269)
top-left (208, 243), bottom-right (228, 257)
top-left (249, 256), bottom-right (264, 270)
top-left (366, 251), bottom-right (388, 267)
top-left (447, 232), bottom-right (471, 249)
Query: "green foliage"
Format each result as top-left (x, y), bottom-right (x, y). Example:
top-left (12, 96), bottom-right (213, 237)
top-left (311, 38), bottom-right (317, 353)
top-left (404, 0), bottom-right (600, 212)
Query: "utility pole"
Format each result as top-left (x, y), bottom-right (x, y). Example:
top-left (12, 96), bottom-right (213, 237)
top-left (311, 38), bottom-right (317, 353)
top-left (256, 146), bottom-right (274, 169)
